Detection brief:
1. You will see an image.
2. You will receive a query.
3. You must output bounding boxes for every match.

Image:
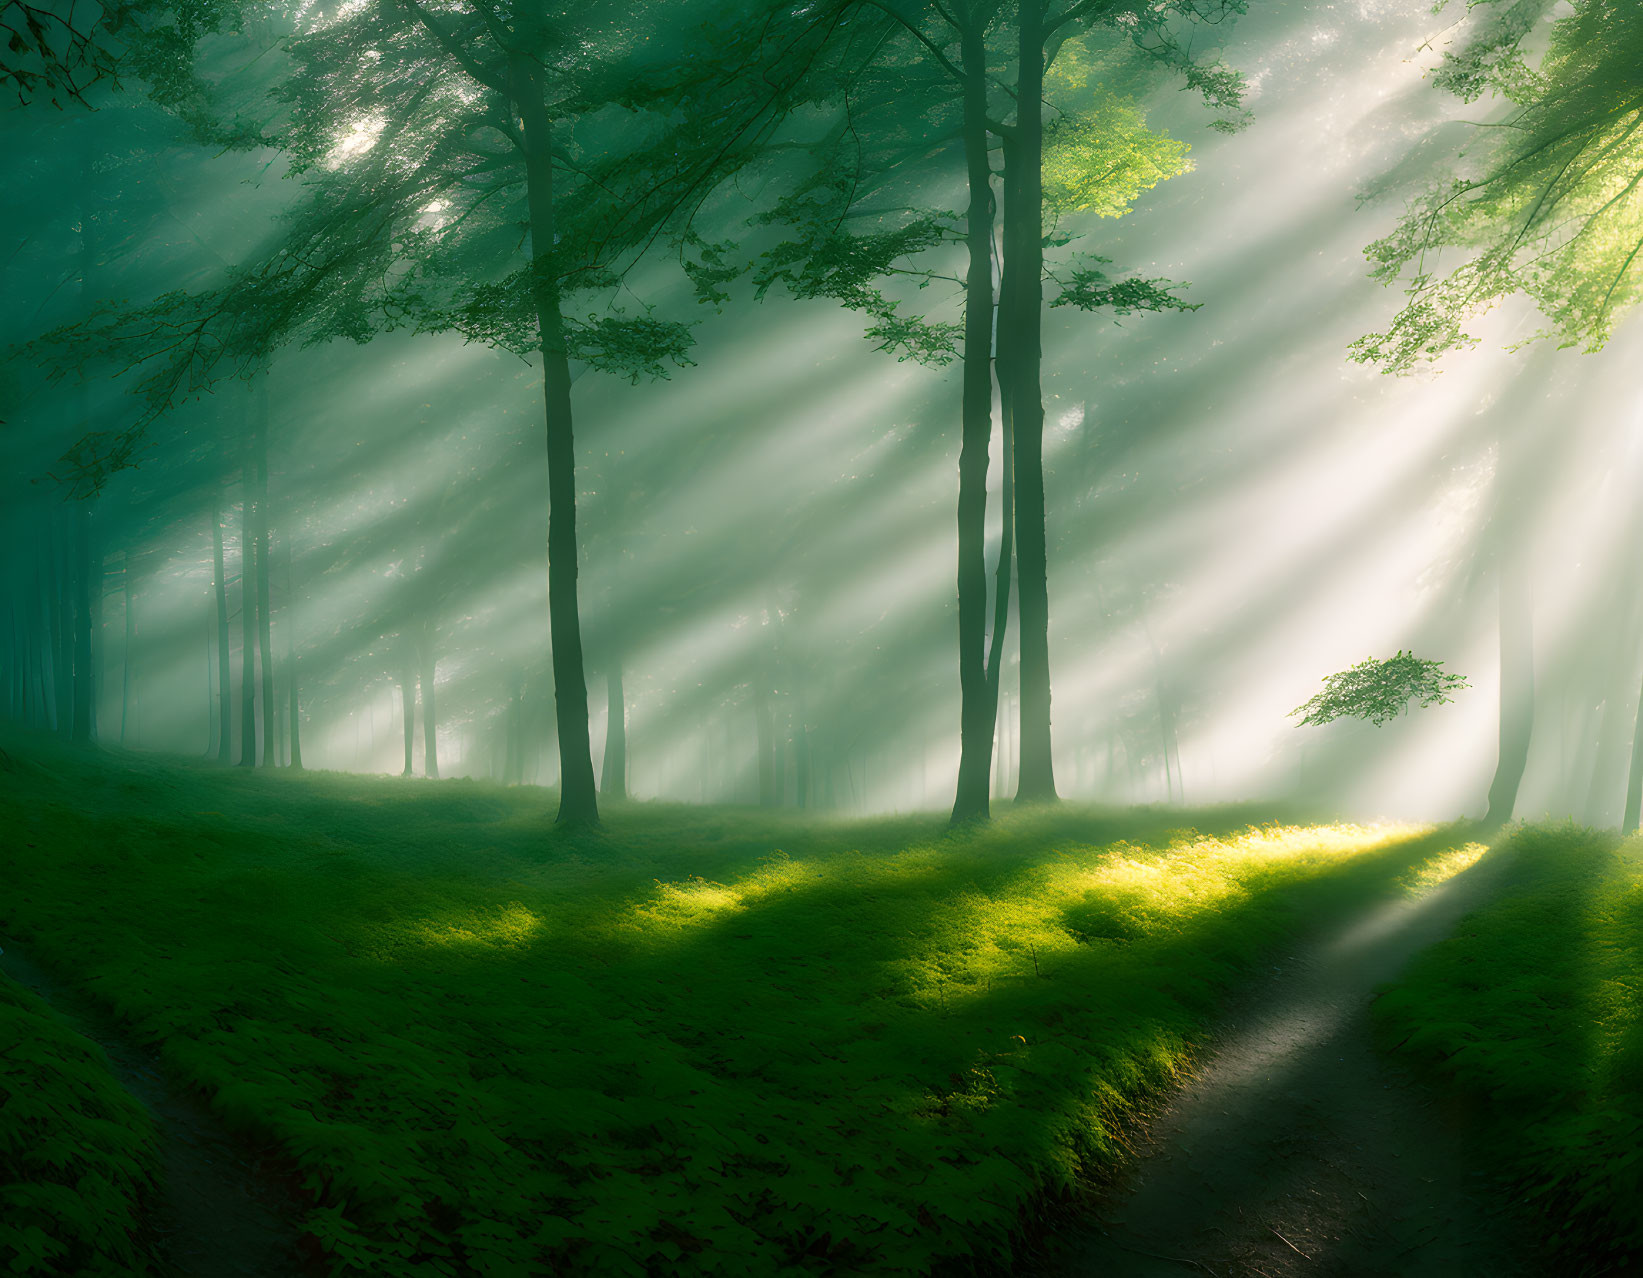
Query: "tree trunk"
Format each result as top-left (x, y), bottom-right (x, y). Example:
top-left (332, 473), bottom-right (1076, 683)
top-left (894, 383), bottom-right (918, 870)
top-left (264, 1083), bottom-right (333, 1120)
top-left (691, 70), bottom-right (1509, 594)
top-left (401, 650), bottom-right (417, 777)
top-left (950, 15), bottom-right (1000, 826)
top-left (210, 501), bottom-right (231, 763)
top-left (239, 441), bottom-right (258, 768)
top-left (601, 653), bottom-right (627, 800)
top-left (1621, 664), bottom-right (1643, 834)
top-left (50, 513), bottom-right (71, 736)
top-left (512, 52), bottom-right (598, 827)
top-left (283, 536), bottom-right (302, 770)
top-left (87, 508), bottom-right (102, 743)
top-left (754, 681), bottom-right (777, 806)
top-left (70, 503), bottom-right (93, 744)
top-left (254, 385), bottom-right (276, 768)
top-left (1007, 0), bottom-right (1057, 803)
top-left (1484, 548), bottom-right (1533, 826)
top-left (120, 551), bottom-right (134, 745)
top-left (421, 628), bottom-right (439, 779)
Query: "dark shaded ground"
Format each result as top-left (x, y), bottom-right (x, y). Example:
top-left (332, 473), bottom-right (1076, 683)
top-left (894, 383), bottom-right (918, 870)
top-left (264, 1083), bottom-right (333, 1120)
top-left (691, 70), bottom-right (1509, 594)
top-left (1031, 843), bottom-right (1543, 1278)
top-left (0, 943), bottom-right (311, 1278)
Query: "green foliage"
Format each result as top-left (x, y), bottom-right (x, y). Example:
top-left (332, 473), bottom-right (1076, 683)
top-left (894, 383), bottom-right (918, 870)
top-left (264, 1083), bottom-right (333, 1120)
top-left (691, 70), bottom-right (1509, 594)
top-left (1290, 650), bottom-right (1469, 727)
top-left (753, 214), bottom-right (962, 365)
top-left (0, 976), bottom-right (162, 1275)
top-left (1050, 255), bottom-right (1200, 317)
top-left (1040, 77), bottom-right (1193, 218)
top-left (1356, 0), bottom-right (1643, 369)
top-left (0, 736), bottom-right (1476, 1277)
top-left (1375, 823), bottom-right (1643, 1264)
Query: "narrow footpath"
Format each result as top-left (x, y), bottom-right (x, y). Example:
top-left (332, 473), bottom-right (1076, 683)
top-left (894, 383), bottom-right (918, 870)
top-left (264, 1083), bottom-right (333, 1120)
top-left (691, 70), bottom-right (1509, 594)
top-left (0, 943), bottom-right (311, 1278)
top-left (1034, 846), bottom-right (1540, 1278)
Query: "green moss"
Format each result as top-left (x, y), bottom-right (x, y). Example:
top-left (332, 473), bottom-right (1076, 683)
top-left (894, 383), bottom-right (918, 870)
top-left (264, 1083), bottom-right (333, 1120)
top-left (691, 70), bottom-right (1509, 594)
top-left (0, 976), bottom-right (162, 1276)
top-left (0, 733), bottom-right (1473, 1276)
top-left (1374, 823), bottom-right (1643, 1266)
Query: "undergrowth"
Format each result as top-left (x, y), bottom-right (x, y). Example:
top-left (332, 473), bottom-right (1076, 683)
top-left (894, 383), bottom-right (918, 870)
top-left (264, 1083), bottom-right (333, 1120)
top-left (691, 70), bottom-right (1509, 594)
top-left (0, 970), bottom-right (161, 1275)
top-left (1374, 822), bottom-right (1643, 1272)
top-left (0, 733), bottom-right (1475, 1276)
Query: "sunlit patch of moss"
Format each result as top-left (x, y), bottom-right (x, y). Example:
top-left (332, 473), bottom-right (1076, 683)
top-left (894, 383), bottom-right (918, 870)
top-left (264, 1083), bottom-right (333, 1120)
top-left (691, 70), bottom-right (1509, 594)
top-left (397, 900), bottom-right (545, 951)
top-left (0, 735), bottom-right (1477, 1278)
top-left (1395, 840), bottom-right (1488, 894)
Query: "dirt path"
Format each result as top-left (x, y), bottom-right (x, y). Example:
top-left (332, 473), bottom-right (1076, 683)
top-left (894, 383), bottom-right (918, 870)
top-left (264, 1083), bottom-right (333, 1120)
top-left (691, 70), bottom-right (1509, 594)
top-left (1033, 847), bottom-right (1539, 1278)
top-left (0, 943), bottom-right (311, 1278)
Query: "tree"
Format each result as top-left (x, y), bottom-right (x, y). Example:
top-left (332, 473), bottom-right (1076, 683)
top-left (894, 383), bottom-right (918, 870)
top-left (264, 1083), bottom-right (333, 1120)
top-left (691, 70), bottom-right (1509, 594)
top-left (746, 0), bottom-right (1231, 821)
top-left (1357, 0), bottom-right (1643, 826)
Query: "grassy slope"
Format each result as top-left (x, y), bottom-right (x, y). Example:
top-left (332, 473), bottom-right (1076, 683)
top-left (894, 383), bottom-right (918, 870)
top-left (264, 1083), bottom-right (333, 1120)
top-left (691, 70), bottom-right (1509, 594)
top-left (1374, 823), bottom-right (1643, 1269)
top-left (0, 969), bottom-right (161, 1275)
top-left (0, 734), bottom-right (1473, 1276)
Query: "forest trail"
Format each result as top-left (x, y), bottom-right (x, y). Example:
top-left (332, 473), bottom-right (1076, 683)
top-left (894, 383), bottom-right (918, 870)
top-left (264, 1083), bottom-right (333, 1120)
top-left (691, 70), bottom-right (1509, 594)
top-left (0, 943), bottom-right (311, 1278)
top-left (1035, 842), bottom-right (1538, 1278)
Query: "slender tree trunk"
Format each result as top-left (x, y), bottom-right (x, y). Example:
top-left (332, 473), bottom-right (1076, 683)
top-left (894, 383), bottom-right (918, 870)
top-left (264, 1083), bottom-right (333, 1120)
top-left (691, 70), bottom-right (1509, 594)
top-left (401, 650), bottom-right (417, 777)
top-left (1485, 547), bottom-right (1533, 826)
top-left (283, 537), bottom-right (302, 770)
top-left (503, 674), bottom-right (524, 785)
top-left (421, 628), bottom-right (439, 779)
top-left (70, 503), bottom-right (93, 744)
top-left (601, 652), bottom-right (627, 800)
top-left (254, 385), bottom-right (276, 768)
top-left (754, 681), bottom-right (776, 806)
top-left (239, 441), bottom-right (258, 768)
top-left (794, 689), bottom-right (812, 810)
top-left (1007, 0), bottom-right (1057, 802)
top-left (50, 513), bottom-right (71, 736)
top-left (120, 551), bottom-right (134, 744)
top-left (1621, 665), bottom-right (1643, 834)
top-left (512, 52), bottom-right (598, 827)
top-left (951, 14), bottom-right (1000, 826)
top-left (87, 510), bottom-right (102, 743)
top-left (212, 501), bottom-right (231, 763)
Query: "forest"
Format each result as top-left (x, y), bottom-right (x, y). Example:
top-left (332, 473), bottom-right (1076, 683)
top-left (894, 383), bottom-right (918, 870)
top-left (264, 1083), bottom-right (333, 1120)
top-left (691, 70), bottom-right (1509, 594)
top-left (1, 0), bottom-right (1641, 1274)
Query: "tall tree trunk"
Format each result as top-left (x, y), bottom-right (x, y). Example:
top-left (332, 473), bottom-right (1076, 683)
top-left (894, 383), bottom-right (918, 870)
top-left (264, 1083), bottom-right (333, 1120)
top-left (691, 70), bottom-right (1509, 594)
top-left (283, 536), bottom-right (302, 770)
top-left (951, 14), bottom-right (1000, 826)
top-left (120, 551), bottom-right (134, 744)
top-left (601, 652), bottom-right (627, 800)
top-left (503, 674), bottom-right (524, 785)
top-left (794, 689), bottom-right (812, 810)
top-left (421, 627), bottom-right (439, 779)
top-left (70, 503), bottom-right (93, 744)
top-left (1006, 0), bottom-right (1057, 802)
top-left (512, 52), bottom-right (598, 827)
top-left (401, 647), bottom-right (417, 777)
top-left (239, 442), bottom-right (258, 768)
top-left (254, 390), bottom-right (276, 769)
top-left (754, 681), bottom-right (777, 806)
top-left (1485, 547), bottom-right (1533, 826)
top-left (50, 513), bottom-right (71, 735)
top-left (87, 509), bottom-right (102, 743)
top-left (1621, 664), bottom-right (1643, 834)
top-left (212, 501), bottom-right (232, 763)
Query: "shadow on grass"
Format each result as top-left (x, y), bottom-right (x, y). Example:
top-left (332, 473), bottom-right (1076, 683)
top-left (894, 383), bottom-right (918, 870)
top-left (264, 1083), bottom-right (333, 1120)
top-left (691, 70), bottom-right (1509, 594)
top-left (0, 732), bottom-right (1487, 1276)
top-left (1373, 824), bottom-right (1643, 1273)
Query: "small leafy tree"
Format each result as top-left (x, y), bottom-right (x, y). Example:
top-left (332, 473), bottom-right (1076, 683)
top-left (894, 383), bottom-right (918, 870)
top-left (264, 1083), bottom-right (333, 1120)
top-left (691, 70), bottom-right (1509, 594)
top-left (1291, 651), bottom-right (1470, 727)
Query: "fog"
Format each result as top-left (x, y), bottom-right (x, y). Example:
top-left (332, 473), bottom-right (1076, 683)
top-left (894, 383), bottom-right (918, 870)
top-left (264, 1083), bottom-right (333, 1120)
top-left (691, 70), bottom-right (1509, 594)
top-left (4, 0), bottom-right (1636, 825)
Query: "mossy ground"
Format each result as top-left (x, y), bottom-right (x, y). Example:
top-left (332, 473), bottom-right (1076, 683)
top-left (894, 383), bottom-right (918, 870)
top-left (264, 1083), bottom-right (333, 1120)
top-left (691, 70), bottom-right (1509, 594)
top-left (1373, 822), bottom-right (1643, 1270)
top-left (1, 732), bottom-right (1478, 1276)
top-left (0, 964), bottom-right (162, 1275)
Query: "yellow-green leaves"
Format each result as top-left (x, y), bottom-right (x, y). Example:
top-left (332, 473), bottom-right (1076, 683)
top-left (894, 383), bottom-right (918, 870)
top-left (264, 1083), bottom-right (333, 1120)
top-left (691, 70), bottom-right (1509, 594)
top-left (1041, 41), bottom-right (1192, 218)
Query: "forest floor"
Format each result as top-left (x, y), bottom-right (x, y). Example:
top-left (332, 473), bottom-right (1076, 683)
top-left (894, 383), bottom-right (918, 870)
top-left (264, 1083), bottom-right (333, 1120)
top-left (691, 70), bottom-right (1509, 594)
top-left (3, 735), bottom-right (1565, 1276)
top-left (1030, 839), bottom-right (1542, 1278)
top-left (0, 942), bottom-right (312, 1278)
